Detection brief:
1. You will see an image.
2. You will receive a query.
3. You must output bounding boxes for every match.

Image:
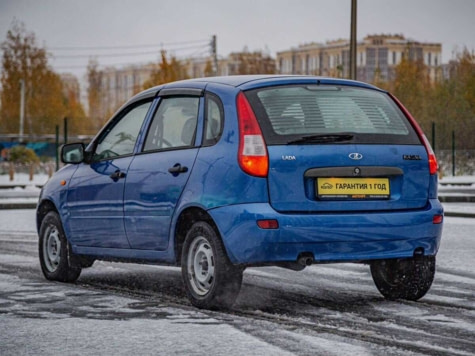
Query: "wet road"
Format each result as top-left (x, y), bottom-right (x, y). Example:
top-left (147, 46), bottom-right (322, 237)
top-left (0, 213), bottom-right (474, 355)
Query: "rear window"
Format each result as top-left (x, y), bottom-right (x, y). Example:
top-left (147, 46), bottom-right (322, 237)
top-left (245, 85), bottom-right (420, 145)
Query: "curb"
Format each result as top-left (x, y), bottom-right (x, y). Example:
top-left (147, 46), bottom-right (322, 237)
top-left (438, 196), bottom-right (475, 203)
top-left (0, 202), bottom-right (37, 210)
top-left (443, 211), bottom-right (475, 218)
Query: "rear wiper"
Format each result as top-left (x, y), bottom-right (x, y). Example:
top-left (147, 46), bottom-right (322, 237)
top-left (287, 134), bottom-right (354, 144)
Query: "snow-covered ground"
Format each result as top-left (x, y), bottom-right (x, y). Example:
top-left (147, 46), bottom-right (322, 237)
top-left (0, 172), bottom-right (49, 186)
top-left (0, 174), bottom-right (474, 354)
top-left (439, 175), bottom-right (475, 186)
top-left (0, 209), bottom-right (474, 355)
top-left (0, 173), bottom-right (46, 205)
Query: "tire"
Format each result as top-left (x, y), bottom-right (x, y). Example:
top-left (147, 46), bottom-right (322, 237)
top-left (370, 256), bottom-right (435, 301)
top-left (39, 211), bottom-right (81, 282)
top-left (78, 256), bottom-right (95, 268)
top-left (181, 221), bottom-right (243, 310)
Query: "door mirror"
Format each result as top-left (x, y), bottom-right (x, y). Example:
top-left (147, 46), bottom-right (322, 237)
top-left (61, 143), bottom-right (85, 164)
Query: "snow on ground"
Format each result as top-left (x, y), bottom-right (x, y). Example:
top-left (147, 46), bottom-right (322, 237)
top-left (0, 209), bottom-right (37, 233)
top-left (0, 175), bottom-right (474, 354)
top-left (439, 175), bottom-right (475, 185)
top-left (0, 273), bottom-right (294, 356)
top-left (0, 172), bottom-right (49, 186)
top-left (442, 203), bottom-right (475, 214)
top-left (0, 210), bottom-right (474, 355)
top-left (0, 173), bottom-right (46, 205)
top-left (436, 217), bottom-right (475, 271)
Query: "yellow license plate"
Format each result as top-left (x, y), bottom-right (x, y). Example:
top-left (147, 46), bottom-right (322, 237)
top-left (317, 177), bottom-right (390, 199)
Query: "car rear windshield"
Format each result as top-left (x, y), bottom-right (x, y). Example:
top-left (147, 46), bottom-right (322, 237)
top-left (245, 85), bottom-right (420, 145)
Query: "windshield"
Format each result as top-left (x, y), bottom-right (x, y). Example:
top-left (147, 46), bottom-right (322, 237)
top-left (245, 85), bottom-right (420, 145)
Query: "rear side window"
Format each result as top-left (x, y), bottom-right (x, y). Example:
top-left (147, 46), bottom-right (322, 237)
top-left (203, 94), bottom-right (224, 146)
top-left (246, 85), bottom-right (420, 145)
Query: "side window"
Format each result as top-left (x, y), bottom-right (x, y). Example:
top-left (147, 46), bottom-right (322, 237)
top-left (143, 96), bottom-right (199, 151)
top-left (203, 94), bottom-right (224, 146)
top-left (94, 100), bottom-right (151, 160)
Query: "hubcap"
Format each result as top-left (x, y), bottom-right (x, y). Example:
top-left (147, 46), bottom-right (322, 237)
top-left (43, 225), bottom-right (61, 272)
top-left (187, 236), bottom-right (215, 296)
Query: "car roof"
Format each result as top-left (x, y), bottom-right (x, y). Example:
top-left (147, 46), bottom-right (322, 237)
top-left (127, 75), bottom-right (383, 104)
top-left (164, 75), bottom-right (381, 91)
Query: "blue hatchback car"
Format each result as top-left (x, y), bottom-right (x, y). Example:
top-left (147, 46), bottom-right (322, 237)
top-left (37, 75), bottom-right (443, 309)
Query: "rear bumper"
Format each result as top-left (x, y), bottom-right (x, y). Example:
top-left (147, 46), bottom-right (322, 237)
top-left (208, 199), bottom-right (444, 265)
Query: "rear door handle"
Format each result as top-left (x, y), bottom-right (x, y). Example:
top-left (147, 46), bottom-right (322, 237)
top-left (110, 170), bottom-right (126, 181)
top-left (168, 164), bottom-right (188, 175)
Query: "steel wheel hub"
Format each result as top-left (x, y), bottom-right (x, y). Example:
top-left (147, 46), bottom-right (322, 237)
top-left (43, 226), bottom-right (61, 272)
top-left (187, 236), bottom-right (215, 296)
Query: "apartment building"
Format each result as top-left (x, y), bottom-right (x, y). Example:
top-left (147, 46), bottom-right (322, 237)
top-left (184, 51), bottom-right (275, 77)
top-left (60, 73), bottom-right (81, 103)
top-left (89, 35), bottom-right (442, 117)
top-left (90, 64), bottom-right (155, 120)
top-left (277, 34), bottom-right (442, 83)
top-left (92, 51), bottom-right (276, 117)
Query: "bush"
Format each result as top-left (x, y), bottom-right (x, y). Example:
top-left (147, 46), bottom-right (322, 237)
top-left (9, 145), bottom-right (40, 165)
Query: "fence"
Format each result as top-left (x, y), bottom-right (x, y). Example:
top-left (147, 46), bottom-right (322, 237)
top-left (1, 150), bottom-right (473, 185)
top-left (436, 150), bottom-right (475, 177)
top-left (0, 161), bottom-right (55, 182)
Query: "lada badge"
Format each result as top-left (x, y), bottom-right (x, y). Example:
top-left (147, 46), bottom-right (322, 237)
top-left (349, 153), bottom-right (363, 160)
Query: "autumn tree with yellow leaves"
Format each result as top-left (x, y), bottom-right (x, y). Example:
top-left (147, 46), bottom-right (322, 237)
top-left (384, 50), bottom-right (475, 151)
top-left (142, 50), bottom-right (189, 89)
top-left (231, 49), bottom-right (276, 75)
top-left (390, 57), bottom-right (431, 131)
top-left (427, 50), bottom-right (475, 150)
top-left (0, 21), bottom-right (89, 137)
top-left (86, 59), bottom-right (106, 132)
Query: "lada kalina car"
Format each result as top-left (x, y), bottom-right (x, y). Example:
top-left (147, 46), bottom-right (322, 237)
top-left (37, 75), bottom-right (443, 309)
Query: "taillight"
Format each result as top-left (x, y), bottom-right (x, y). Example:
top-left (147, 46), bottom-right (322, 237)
top-left (421, 134), bottom-right (438, 175)
top-left (389, 93), bottom-right (438, 175)
top-left (236, 92), bottom-right (268, 177)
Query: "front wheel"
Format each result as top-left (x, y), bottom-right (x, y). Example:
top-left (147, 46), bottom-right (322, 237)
top-left (181, 221), bottom-right (243, 310)
top-left (370, 256), bottom-right (435, 301)
top-left (39, 211), bottom-right (81, 282)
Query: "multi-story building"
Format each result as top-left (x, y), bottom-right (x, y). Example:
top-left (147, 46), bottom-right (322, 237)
top-left (93, 57), bottom-right (223, 118)
top-left (185, 57), bottom-right (215, 78)
top-left (93, 51), bottom-right (276, 119)
top-left (90, 64), bottom-right (155, 120)
top-left (183, 55), bottom-right (232, 77)
top-left (184, 51), bottom-right (276, 77)
top-left (90, 35), bottom-right (442, 118)
top-left (60, 73), bottom-right (81, 103)
top-left (277, 34), bottom-right (442, 83)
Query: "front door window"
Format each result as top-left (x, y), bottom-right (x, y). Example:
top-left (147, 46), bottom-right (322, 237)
top-left (95, 101), bottom-right (151, 160)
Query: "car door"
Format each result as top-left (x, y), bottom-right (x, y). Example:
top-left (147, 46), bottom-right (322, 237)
top-left (66, 99), bottom-right (153, 248)
top-left (124, 91), bottom-right (202, 250)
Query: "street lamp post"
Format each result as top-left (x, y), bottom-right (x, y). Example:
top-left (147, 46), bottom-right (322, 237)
top-left (350, 0), bottom-right (357, 80)
top-left (19, 79), bottom-right (25, 143)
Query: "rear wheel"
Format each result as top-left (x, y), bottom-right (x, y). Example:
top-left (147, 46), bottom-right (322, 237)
top-left (181, 221), bottom-right (243, 310)
top-left (39, 211), bottom-right (81, 282)
top-left (370, 256), bottom-right (435, 301)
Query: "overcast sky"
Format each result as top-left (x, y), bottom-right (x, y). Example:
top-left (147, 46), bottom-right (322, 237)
top-left (1, 0), bottom-right (474, 81)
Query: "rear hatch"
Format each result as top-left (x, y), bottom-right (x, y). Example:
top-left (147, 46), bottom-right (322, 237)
top-left (244, 84), bottom-right (431, 213)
